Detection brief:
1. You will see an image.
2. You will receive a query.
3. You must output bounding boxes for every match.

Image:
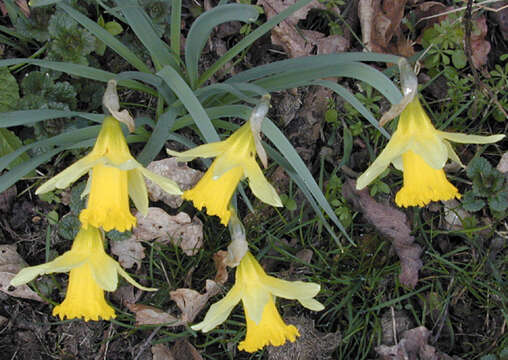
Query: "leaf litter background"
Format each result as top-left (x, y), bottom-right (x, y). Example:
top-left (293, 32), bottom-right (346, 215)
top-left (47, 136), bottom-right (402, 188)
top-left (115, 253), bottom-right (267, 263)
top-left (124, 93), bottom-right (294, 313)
top-left (0, 0), bottom-right (507, 359)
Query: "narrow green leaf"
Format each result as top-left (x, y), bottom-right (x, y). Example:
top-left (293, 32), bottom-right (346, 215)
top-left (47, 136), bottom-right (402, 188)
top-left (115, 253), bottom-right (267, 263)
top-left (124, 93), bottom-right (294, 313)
top-left (116, 0), bottom-right (178, 71)
top-left (197, 0), bottom-right (315, 87)
top-left (185, 4), bottom-right (259, 88)
top-left (137, 109), bottom-right (178, 166)
top-left (314, 80), bottom-right (391, 138)
top-left (58, 3), bottom-right (150, 73)
top-left (157, 66), bottom-right (219, 142)
top-left (28, 0), bottom-right (62, 6)
top-left (170, 0), bottom-right (182, 61)
top-left (1, 110), bottom-right (103, 127)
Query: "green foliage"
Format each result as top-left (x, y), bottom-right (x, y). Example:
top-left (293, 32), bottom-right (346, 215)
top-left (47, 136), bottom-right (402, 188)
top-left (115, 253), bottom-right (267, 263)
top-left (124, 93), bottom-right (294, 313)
top-left (462, 157), bottom-right (508, 217)
top-left (0, 67), bottom-right (20, 112)
top-left (47, 10), bottom-right (95, 65)
top-left (57, 214), bottom-right (80, 240)
top-left (0, 128), bottom-right (30, 169)
top-left (14, 7), bottom-right (52, 42)
top-left (325, 174), bottom-right (352, 228)
top-left (95, 15), bottom-right (123, 56)
top-left (19, 71), bottom-right (77, 111)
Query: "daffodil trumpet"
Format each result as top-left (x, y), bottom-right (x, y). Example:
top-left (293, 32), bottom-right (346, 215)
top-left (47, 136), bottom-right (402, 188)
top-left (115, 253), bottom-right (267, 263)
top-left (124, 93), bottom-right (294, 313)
top-left (36, 116), bottom-right (182, 232)
top-left (357, 59), bottom-right (505, 207)
top-left (167, 96), bottom-right (282, 226)
top-left (10, 226), bottom-right (155, 321)
top-left (192, 252), bottom-right (324, 352)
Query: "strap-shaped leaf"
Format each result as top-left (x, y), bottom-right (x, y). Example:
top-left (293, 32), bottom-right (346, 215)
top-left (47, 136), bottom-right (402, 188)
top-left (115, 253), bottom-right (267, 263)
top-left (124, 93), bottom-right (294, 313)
top-left (185, 4), bottom-right (259, 88)
top-left (58, 3), bottom-right (150, 73)
top-left (137, 109), bottom-right (178, 166)
top-left (1, 110), bottom-right (103, 127)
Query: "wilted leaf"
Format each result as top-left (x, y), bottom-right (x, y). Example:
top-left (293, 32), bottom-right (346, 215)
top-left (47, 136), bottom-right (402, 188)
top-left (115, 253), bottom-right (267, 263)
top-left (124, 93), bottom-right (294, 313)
top-left (170, 279), bottom-right (220, 323)
top-left (213, 250), bottom-right (229, 285)
top-left (134, 208), bottom-right (203, 256)
top-left (375, 326), bottom-right (461, 360)
top-left (443, 199), bottom-right (471, 230)
top-left (146, 158), bottom-right (202, 208)
top-left (497, 152), bottom-right (508, 174)
top-left (257, 0), bottom-right (326, 58)
top-left (0, 185), bottom-right (17, 213)
top-left (0, 244), bottom-right (43, 302)
top-left (110, 236), bottom-right (145, 269)
top-left (152, 344), bottom-right (175, 360)
top-left (470, 16), bottom-right (490, 69)
top-left (342, 179), bottom-right (423, 288)
top-left (126, 303), bottom-right (183, 326)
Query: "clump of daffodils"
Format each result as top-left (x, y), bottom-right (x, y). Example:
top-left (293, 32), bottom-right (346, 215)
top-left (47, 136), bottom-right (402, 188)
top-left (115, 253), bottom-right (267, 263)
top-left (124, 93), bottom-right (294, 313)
top-left (357, 59), bottom-right (505, 207)
top-left (167, 95), bottom-right (282, 225)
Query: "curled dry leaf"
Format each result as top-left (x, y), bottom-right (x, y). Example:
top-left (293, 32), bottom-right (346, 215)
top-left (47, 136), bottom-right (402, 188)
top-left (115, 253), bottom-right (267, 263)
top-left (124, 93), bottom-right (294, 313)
top-left (342, 179), bottom-right (423, 288)
top-left (0, 244), bottom-right (43, 302)
top-left (213, 250), bottom-right (229, 285)
top-left (496, 151), bottom-right (508, 174)
top-left (442, 199), bottom-right (470, 231)
top-left (170, 279), bottom-right (220, 323)
top-left (375, 326), bottom-right (461, 360)
top-left (126, 303), bottom-right (183, 326)
top-left (0, 185), bottom-right (16, 213)
top-left (111, 208), bottom-right (204, 269)
top-left (470, 16), bottom-right (491, 69)
top-left (146, 158), bottom-right (203, 208)
top-left (257, 0), bottom-right (327, 58)
top-left (152, 344), bottom-right (175, 360)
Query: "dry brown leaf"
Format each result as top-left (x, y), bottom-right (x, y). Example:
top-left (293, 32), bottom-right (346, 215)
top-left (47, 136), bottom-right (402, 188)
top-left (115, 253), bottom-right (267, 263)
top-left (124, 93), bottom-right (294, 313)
top-left (316, 34), bottom-right (350, 54)
top-left (342, 179), bottom-right (423, 288)
top-left (126, 303), bottom-right (183, 326)
top-left (443, 199), bottom-right (470, 231)
top-left (470, 16), bottom-right (491, 69)
top-left (496, 151), bottom-right (508, 174)
top-left (213, 250), bottom-right (229, 285)
top-left (359, 0), bottom-right (407, 54)
top-left (375, 326), bottom-right (461, 360)
top-left (152, 344), bottom-right (176, 360)
top-left (0, 244), bottom-right (43, 302)
top-left (170, 339), bottom-right (203, 360)
top-left (170, 279), bottom-right (220, 323)
top-left (110, 236), bottom-right (145, 270)
top-left (135, 208), bottom-right (203, 255)
top-left (257, 0), bottom-right (327, 58)
top-left (0, 0), bottom-right (29, 17)
top-left (111, 284), bottom-right (142, 306)
top-left (146, 158), bottom-right (202, 208)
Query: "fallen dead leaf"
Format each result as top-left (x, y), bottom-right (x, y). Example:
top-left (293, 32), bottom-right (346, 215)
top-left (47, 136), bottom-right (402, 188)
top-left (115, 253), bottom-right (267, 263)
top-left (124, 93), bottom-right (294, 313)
top-left (359, 0), bottom-right (407, 53)
top-left (126, 303), bottom-right (183, 326)
top-left (380, 309), bottom-right (413, 345)
top-left (111, 284), bottom-right (142, 306)
top-left (375, 326), bottom-right (462, 360)
top-left (170, 279), bottom-right (220, 323)
top-left (496, 151), bottom-right (508, 174)
top-left (170, 339), bottom-right (203, 360)
top-left (0, 0), bottom-right (29, 17)
top-left (213, 250), bottom-right (229, 285)
top-left (267, 316), bottom-right (341, 360)
top-left (111, 208), bottom-right (204, 269)
top-left (342, 179), bottom-right (423, 288)
top-left (146, 158), bottom-right (202, 208)
top-left (443, 199), bottom-right (470, 231)
top-left (470, 16), bottom-right (491, 69)
top-left (0, 244), bottom-right (43, 302)
top-left (152, 344), bottom-right (175, 360)
top-left (257, 0), bottom-right (327, 58)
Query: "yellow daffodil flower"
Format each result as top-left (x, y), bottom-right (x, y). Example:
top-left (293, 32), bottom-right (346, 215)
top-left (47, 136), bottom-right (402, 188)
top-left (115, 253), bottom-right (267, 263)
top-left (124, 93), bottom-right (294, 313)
top-left (36, 116), bottom-right (182, 231)
top-left (357, 96), bottom-right (505, 207)
top-left (192, 252), bottom-right (324, 352)
top-left (167, 121), bottom-right (282, 226)
top-left (10, 226), bottom-right (155, 321)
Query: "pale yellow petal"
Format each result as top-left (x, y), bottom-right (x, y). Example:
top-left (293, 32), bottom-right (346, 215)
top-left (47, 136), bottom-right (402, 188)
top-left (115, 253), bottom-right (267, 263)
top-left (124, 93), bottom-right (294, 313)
top-left (243, 159), bottom-right (282, 207)
top-left (356, 135), bottom-right (407, 189)
top-left (437, 131), bottom-right (505, 144)
top-left (242, 287), bottom-right (270, 325)
top-left (166, 142), bottom-right (227, 162)
top-left (409, 135), bottom-right (448, 169)
top-left (139, 167), bottom-right (182, 195)
top-left (116, 264), bottom-right (157, 292)
top-left (191, 285), bottom-right (242, 332)
top-left (443, 140), bottom-right (464, 167)
top-left (263, 276), bottom-right (321, 302)
top-left (298, 297), bottom-right (325, 311)
top-left (35, 156), bottom-right (101, 195)
top-left (90, 255), bottom-right (119, 292)
top-left (128, 169), bottom-right (148, 216)
top-left (10, 252), bottom-right (88, 286)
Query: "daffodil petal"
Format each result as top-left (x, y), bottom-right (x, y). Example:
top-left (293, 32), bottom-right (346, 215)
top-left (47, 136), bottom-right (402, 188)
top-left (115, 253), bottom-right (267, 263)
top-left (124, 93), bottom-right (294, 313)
top-left (139, 167), bottom-right (182, 195)
top-left (35, 155), bottom-right (101, 195)
top-left (10, 252), bottom-right (88, 286)
top-left (243, 160), bottom-right (282, 207)
top-left (167, 142), bottom-right (227, 162)
top-left (81, 172), bottom-right (92, 199)
top-left (90, 255), bottom-right (118, 292)
top-left (443, 140), bottom-right (464, 167)
top-left (357, 136), bottom-right (407, 189)
top-left (212, 156), bottom-right (239, 180)
top-left (242, 287), bottom-right (270, 325)
top-left (392, 156), bottom-right (403, 171)
top-left (437, 131), bottom-right (505, 144)
top-left (298, 297), bottom-right (325, 311)
top-left (409, 135), bottom-right (448, 169)
top-left (128, 169), bottom-right (148, 216)
top-left (116, 264), bottom-right (157, 292)
top-left (263, 276), bottom-right (321, 301)
top-left (192, 285), bottom-right (242, 332)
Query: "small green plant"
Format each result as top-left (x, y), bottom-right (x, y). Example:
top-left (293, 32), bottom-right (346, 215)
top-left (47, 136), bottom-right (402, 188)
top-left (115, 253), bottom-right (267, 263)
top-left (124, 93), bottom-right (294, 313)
top-left (462, 157), bottom-right (508, 218)
top-left (325, 174), bottom-right (352, 228)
